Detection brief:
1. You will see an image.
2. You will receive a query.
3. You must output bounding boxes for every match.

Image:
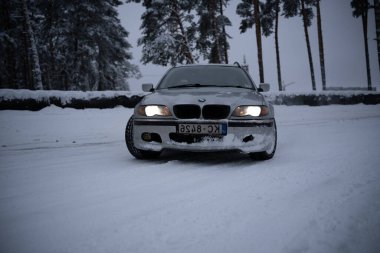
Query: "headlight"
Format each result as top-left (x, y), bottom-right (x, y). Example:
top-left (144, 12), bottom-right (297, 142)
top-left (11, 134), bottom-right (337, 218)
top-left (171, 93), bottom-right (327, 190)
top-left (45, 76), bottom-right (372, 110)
top-left (137, 105), bottom-right (172, 117)
top-left (232, 105), bottom-right (269, 117)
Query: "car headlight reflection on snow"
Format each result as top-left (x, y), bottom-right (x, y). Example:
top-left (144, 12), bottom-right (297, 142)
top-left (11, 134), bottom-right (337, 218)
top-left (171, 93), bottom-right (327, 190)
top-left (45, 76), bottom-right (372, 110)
top-left (232, 105), bottom-right (269, 117)
top-left (138, 105), bottom-right (172, 117)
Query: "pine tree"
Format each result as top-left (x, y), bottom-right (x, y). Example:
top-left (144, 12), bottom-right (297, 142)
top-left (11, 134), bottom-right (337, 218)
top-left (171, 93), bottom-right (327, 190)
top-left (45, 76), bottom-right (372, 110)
top-left (301, 0), bottom-right (316, 91)
top-left (58, 0), bottom-right (139, 90)
top-left (0, 0), bottom-right (19, 89)
top-left (316, 0), bottom-right (326, 90)
top-left (91, 0), bottom-right (140, 90)
top-left (375, 0), bottom-right (380, 74)
top-left (254, 0), bottom-right (264, 83)
top-left (133, 0), bottom-right (197, 66)
top-left (0, 0), bottom-right (44, 90)
top-left (351, 0), bottom-right (372, 90)
top-left (219, 0), bottom-right (230, 63)
top-left (35, 0), bottom-right (64, 90)
top-left (237, 0), bottom-right (265, 83)
top-left (0, 0), bottom-right (139, 91)
top-left (196, 0), bottom-right (231, 63)
top-left (260, 0), bottom-right (283, 91)
top-left (274, 0), bottom-right (282, 90)
top-left (283, 0), bottom-right (316, 90)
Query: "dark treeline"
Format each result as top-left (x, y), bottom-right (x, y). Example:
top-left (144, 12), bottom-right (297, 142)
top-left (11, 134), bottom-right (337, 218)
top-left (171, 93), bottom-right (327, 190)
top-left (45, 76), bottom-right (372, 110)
top-left (0, 0), bottom-right (378, 91)
top-left (0, 0), bottom-right (140, 91)
top-left (133, 0), bottom-right (377, 91)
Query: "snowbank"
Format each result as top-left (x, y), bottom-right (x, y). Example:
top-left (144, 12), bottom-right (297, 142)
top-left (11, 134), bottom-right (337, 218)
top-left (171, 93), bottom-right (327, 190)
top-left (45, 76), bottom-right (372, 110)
top-left (266, 91), bottom-right (380, 106)
top-left (0, 89), bottom-right (145, 110)
top-left (1, 89), bottom-right (380, 110)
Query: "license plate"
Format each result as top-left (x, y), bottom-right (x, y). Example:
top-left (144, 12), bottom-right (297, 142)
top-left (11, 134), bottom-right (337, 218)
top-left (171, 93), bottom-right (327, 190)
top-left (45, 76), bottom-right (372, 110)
top-left (177, 124), bottom-right (227, 135)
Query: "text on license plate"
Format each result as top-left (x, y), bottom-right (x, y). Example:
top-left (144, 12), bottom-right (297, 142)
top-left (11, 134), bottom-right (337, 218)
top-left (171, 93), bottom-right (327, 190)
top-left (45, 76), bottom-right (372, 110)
top-left (177, 124), bottom-right (227, 135)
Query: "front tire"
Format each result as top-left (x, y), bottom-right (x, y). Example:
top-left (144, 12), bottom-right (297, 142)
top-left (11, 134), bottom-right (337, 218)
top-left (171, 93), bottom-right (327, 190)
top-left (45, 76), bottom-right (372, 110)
top-left (125, 116), bottom-right (161, 159)
top-left (249, 119), bottom-right (277, 160)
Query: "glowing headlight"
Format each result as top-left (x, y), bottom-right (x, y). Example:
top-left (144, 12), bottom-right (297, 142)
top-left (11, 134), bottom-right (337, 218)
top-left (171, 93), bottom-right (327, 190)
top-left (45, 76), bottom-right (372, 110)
top-left (138, 105), bottom-right (172, 117)
top-left (232, 105), bottom-right (269, 117)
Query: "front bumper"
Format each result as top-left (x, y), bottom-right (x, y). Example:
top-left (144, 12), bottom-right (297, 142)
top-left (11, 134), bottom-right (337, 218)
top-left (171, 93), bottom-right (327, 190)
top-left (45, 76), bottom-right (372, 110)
top-left (132, 118), bottom-right (276, 153)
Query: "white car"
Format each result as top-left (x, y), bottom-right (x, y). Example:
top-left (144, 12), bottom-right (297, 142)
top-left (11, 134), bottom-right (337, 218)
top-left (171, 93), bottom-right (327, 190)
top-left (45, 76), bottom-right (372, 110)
top-left (125, 64), bottom-right (277, 160)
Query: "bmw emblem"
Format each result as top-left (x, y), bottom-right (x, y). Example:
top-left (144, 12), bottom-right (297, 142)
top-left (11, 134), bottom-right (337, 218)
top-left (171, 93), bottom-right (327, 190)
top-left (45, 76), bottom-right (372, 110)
top-left (198, 98), bottom-right (206, 102)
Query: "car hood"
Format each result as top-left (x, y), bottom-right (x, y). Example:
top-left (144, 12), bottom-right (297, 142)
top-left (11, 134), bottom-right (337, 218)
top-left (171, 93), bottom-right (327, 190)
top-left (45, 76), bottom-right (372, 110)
top-left (141, 87), bottom-right (266, 108)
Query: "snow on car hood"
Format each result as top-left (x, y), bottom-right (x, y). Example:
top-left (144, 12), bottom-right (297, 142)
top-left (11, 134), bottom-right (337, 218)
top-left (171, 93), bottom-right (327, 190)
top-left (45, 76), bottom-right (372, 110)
top-left (141, 87), bottom-right (266, 108)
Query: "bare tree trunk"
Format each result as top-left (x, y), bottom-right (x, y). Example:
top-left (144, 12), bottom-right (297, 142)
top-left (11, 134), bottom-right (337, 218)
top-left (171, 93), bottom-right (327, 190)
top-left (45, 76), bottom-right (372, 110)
top-left (316, 0), bottom-right (326, 90)
top-left (275, 0), bottom-right (282, 91)
top-left (253, 0), bottom-right (264, 83)
top-left (47, 38), bottom-right (55, 90)
top-left (21, 32), bottom-right (32, 89)
top-left (22, 0), bottom-right (43, 90)
top-left (301, 0), bottom-right (316, 91)
top-left (73, 36), bottom-right (81, 90)
top-left (219, 0), bottom-right (229, 63)
top-left (72, 6), bottom-right (81, 91)
top-left (375, 0), bottom-right (380, 75)
top-left (362, 6), bottom-right (372, 90)
top-left (45, 0), bottom-right (56, 90)
top-left (63, 71), bottom-right (68, 91)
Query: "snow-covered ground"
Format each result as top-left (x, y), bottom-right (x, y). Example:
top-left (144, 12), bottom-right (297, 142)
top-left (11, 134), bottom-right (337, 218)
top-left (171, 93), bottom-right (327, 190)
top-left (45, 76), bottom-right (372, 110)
top-left (1, 105), bottom-right (380, 253)
top-left (0, 89), bottom-right (142, 103)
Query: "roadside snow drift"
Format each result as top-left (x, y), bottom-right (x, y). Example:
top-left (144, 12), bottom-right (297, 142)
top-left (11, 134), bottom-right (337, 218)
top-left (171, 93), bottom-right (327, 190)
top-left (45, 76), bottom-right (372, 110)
top-left (1, 105), bottom-right (380, 253)
top-left (1, 89), bottom-right (380, 110)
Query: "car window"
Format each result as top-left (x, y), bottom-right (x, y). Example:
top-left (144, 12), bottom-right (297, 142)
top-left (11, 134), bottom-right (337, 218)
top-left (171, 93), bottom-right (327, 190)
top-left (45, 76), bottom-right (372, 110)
top-left (157, 66), bottom-right (255, 90)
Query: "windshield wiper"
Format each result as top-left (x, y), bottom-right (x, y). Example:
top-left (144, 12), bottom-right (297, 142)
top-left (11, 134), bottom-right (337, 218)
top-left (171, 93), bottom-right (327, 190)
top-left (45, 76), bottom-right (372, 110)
top-left (167, 83), bottom-right (202, 89)
top-left (168, 83), bottom-right (201, 89)
top-left (218, 85), bottom-right (254, 90)
top-left (166, 84), bottom-right (254, 90)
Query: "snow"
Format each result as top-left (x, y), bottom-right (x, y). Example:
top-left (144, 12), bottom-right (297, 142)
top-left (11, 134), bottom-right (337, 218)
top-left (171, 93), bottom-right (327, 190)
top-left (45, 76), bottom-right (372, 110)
top-left (1, 105), bottom-right (380, 253)
top-left (0, 89), bottom-right (143, 105)
top-left (266, 90), bottom-right (380, 97)
top-left (1, 88), bottom-right (379, 107)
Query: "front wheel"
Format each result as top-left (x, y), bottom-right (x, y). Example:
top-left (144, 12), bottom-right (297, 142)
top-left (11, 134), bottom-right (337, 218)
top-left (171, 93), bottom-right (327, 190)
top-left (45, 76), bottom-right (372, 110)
top-left (125, 116), bottom-right (161, 159)
top-left (249, 120), bottom-right (277, 160)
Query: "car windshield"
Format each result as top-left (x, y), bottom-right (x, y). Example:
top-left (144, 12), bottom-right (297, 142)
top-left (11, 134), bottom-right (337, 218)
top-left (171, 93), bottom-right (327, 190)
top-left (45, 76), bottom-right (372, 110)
top-left (157, 66), bottom-right (255, 90)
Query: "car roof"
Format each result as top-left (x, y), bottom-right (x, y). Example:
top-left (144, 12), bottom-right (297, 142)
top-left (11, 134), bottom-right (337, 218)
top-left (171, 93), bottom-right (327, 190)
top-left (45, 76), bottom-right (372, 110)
top-left (172, 64), bottom-right (240, 68)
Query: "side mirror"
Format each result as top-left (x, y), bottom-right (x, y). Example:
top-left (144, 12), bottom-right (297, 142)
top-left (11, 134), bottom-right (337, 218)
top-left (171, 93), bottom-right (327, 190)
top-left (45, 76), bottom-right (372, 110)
top-left (258, 83), bottom-right (270, 92)
top-left (142, 83), bottom-right (154, 92)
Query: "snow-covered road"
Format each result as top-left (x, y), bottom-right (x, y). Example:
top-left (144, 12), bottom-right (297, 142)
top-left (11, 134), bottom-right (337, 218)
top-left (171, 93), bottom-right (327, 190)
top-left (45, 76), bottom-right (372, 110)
top-left (1, 105), bottom-right (380, 253)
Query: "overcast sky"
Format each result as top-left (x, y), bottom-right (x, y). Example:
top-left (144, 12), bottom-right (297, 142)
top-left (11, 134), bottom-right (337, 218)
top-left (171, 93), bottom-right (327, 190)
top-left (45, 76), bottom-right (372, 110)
top-left (118, 0), bottom-right (379, 92)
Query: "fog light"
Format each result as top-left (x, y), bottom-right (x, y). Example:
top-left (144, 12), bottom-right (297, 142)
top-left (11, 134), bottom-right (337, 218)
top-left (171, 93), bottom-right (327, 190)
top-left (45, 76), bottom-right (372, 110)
top-left (243, 135), bottom-right (254, 143)
top-left (142, 132), bottom-right (151, 142)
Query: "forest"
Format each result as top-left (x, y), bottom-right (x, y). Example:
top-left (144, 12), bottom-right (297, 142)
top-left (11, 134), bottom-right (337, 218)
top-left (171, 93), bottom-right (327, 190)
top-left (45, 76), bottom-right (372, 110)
top-left (0, 0), bottom-right (378, 91)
